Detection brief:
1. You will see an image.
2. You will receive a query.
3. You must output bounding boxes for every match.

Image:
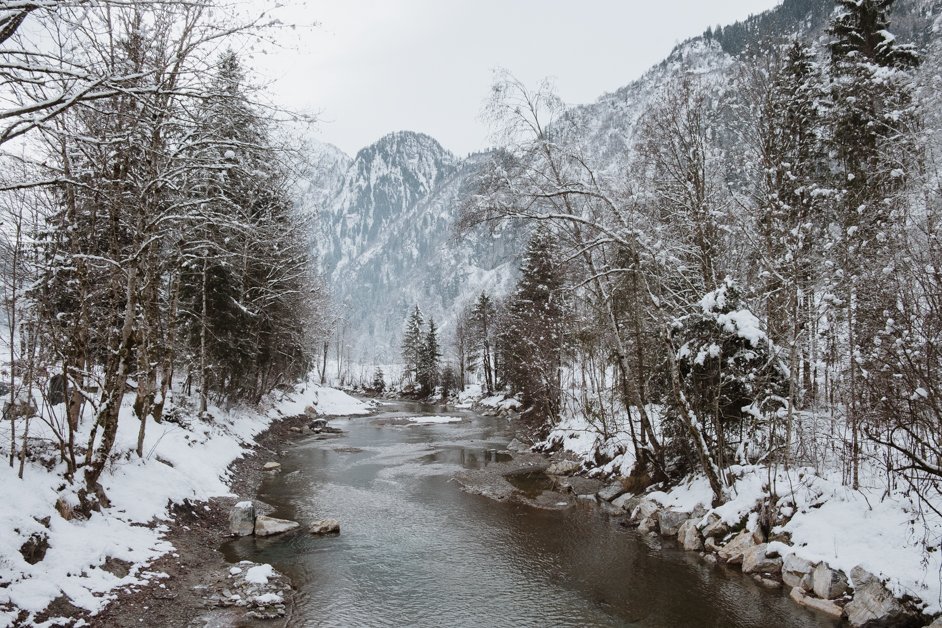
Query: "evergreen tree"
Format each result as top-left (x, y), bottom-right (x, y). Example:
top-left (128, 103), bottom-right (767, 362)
top-left (826, 0), bottom-right (920, 488)
top-left (470, 292), bottom-right (496, 393)
top-left (501, 228), bottom-right (567, 432)
top-left (417, 317), bottom-right (442, 392)
top-left (401, 305), bottom-right (424, 383)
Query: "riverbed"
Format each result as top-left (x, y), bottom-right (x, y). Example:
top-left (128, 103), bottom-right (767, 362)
top-left (221, 400), bottom-right (839, 627)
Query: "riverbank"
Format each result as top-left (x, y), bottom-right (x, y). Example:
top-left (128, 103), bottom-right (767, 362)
top-left (456, 405), bottom-right (942, 628)
top-left (0, 382), bottom-right (370, 627)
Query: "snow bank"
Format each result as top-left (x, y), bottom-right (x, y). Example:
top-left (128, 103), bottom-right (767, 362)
top-left (0, 382), bottom-right (356, 626)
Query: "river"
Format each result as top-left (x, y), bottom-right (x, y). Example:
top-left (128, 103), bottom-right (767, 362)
top-left (221, 400), bottom-right (839, 627)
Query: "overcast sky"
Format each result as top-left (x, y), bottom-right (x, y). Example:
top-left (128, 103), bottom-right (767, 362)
top-left (250, 1), bottom-right (783, 157)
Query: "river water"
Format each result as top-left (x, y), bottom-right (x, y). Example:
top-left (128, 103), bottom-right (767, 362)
top-left (221, 401), bottom-right (838, 627)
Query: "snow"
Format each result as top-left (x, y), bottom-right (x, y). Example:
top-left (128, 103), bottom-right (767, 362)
top-left (0, 382), bottom-right (359, 626)
top-left (244, 564), bottom-right (275, 585)
top-left (404, 415), bottom-right (463, 424)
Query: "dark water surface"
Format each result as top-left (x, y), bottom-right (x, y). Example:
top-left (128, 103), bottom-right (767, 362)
top-left (221, 401), bottom-right (838, 628)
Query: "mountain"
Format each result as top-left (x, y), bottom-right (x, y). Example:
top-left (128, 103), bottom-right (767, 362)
top-left (311, 0), bottom-right (942, 370)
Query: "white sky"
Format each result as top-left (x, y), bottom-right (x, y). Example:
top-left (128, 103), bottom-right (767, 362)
top-left (248, 1), bottom-right (783, 157)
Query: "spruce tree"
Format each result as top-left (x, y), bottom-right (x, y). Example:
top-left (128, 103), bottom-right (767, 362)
top-left (827, 0), bottom-right (920, 488)
top-left (501, 228), bottom-right (567, 432)
top-left (417, 317), bottom-right (442, 392)
top-left (401, 305), bottom-right (424, 383)
top-left (470, 292), bottom-right (496, 393)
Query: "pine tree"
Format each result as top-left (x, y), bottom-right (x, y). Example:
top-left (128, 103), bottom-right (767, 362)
top-left (501, 227), bottom-right (567, 432)
top-left (417, 317), bottom-right (442, 392)
top-left (827, 0), bottom-right (920, 488)
top-left (401, 305), bottom-right (424, 383)
top-left (470, 292), bottom-right (496, 394)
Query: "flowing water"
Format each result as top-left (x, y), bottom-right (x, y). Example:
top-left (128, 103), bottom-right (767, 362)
top-left (221, 401), bottom-right (839, 627)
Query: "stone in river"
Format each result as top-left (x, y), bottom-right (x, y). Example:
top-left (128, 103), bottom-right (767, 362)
top-left (229, 501), bottom-right (256, 537)
top-left (254, 515), bottom-right (299, 537)
top-left (262, 461), bottom-right (281, 472)
top-left (309, 519), bottom-right (341, 535)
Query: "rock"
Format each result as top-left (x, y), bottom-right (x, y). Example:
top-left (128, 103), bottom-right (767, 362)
top-left (229, 501), bottom-right (256, 537)
top-left (262, 461), bottom-right (281, 472)
top-left (658, 510), bottom-right (689, 537)
top-left (677, 519), bottom-right (703, 551)
top-left (927, 618), bottom-right (942, 628)
top-left (611, 493), bottom-right (640, 513)
top-left (19, 532), bottom-right (49, 565)
top-left (812, 562), bottom-right (850, 600)
top-left (718, 529), bottom-right (758, 565)
top-left (790, 586), bottom-right (845, 619)
top-left (630, 499), bottom-right (659, 524)
top-left (704, 537), bottom-right (721, 553)
top-left (559, 476), bottom-right (603, 496)
top-left (782, 553), bottom-right (815, 590)
top-left (577, 494), bottom-right (598, 505)
top-left (289, 426), bottom-right (302, 433)
top-left (741, 544), bottom-right (783, 575)
top-left (309, 518), bottom-right (340, 535)
top-left (546, 460), bottom-right (580, 476)
top-left (310, 418), bottom-right (328, 431)
top-left (506, 438), bottom-right (529, 453)
top-left (638, 515), bottom-right (659, 534)
top-left (754, 575), bottom-right (781, 589)
top-left (254, 515), bottom-right (299, 537)
top-left (597, 481), bottom-right (627, 502)
top-left (47, 373), bottom-right (69, 405)
top-left (599, 501), bottom-right (623, 516)
top-left (844, 566), bottom-right (914, 627)
top-left (700, 514), bottom-right (729, 539)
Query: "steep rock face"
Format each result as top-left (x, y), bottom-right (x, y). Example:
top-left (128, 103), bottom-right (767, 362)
top-left (310, 0), bottom-right (939, 368)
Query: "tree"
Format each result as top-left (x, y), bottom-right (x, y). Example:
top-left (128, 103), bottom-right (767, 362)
top-left (501, 227), bottom-right (567, 433)
top-left (401, 305), bottom-right (424, 383)
top-left (470, 292), bottom-right (497, 393)
top-left (827, 0), bottom-right (920, 488)
top-left (416, 317), bottom-right (442, 393)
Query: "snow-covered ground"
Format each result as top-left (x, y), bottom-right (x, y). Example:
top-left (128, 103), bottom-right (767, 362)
top-left (0, 379), bottom-right (369, 627)
top-left (541, 411), bottom-right (942, 615)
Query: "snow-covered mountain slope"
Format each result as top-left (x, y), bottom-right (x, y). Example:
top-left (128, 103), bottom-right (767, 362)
top-left (312, 0), bottom-right (941, 368)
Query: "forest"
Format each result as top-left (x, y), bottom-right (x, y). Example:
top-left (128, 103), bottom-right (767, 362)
top-left (434, 0), bottom-right (942, 510)
top-left (0, 1), bottom-right (324, 510)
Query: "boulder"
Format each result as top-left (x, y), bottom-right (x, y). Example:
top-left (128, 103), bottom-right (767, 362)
top-left (597, 482), bottom-right (627, 502)
top-left (658, 510), bottom-right (689, 537)
top-left (704, 536), bottom-right (721, 553)
top-left (782, 553), bottom-right (815, 591)
top-left (229, 501), bottom-right (256, 537)
top-left (741, 544), bottom-right (783, 575)
top-left (546, 460), bottom-right (580, 476)
top-left (638, 515), bottom-right (659, 534)
top-left (309, 519), bottom-right (340, 535)
top-left (812, 562), bottom-right (849, 600)
top-left (927, 618), bottom-right (942, 628)
top-left (844, 566), bottom-right (914, 627)
top-left (611, 493), bottom-right (640, 513)
top-left (700, 514), bottom-right (729, 539)
top-left (717, 529), bottom-right (758, 565)
top-left (790, 586), bottom-right (844, 620)
top-left (629, 499), bottom-right (659, 524)
top-left (677, 519), bottom-right (703, 551)
top-left (254, 515), bottom-right (299, 537)
top-left (262, 461), bottom-right (281, 472)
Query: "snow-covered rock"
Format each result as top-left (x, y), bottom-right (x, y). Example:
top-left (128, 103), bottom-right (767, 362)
top-left (611, 492), bottom-right (639, 512)
top-left (253, 515), bottom-right (300, 537)
top-left (546, 460), bottom-right (580, 476)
